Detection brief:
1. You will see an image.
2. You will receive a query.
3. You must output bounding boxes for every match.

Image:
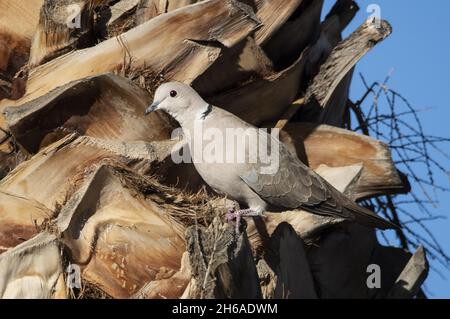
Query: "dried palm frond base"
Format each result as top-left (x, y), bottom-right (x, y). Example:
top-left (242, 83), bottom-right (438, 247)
top-left (0, 133), bottom-right (426, 299)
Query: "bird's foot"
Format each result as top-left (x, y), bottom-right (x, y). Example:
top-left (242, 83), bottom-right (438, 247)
top-left (225, 209), bottom-right (261, 232)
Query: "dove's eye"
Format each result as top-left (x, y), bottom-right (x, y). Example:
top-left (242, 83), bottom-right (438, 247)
top-left (170, 90), bottom-right (177, 98)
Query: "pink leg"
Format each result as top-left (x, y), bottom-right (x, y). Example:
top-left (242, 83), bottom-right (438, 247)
top-left (225, 209), bottom-right (261, 231)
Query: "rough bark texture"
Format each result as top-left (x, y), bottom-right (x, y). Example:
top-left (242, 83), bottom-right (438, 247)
top-left (304, 18), bottom-right (392, 126)
top-left (186, 218), bottom-right (262, 299)
top-left (28, 0), bottom-right (97, 67)
top-left (208, 48), bottom-right (310, 126)
top-left (4, 73), bottom-right (174, 154)
top-left (0, 0), bottom-right (44, 99)
top-left (387, 246), bottom-right (429, 299)
top-left (0, 0), bottom-right (261, 112)
top-left (0, 233), bottom-right (66, 298)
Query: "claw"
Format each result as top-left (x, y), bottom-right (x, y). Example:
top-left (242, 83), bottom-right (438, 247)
top-left (225, 209), bottom-right (236, 223)
top-left (225, 209), bottom-right (261, 232)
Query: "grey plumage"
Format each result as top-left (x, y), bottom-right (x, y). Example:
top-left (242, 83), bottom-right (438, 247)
top-left (146, 82), bottom-right (396, 230)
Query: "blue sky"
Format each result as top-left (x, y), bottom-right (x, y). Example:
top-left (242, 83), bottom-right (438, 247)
top-left (322, 0), bottom-right (450, 298)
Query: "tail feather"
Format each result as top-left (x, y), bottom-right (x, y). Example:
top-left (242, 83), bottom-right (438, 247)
top-left (308, 181), bottom-right (399, 230)
top-left (343, 201), bottom-right (398, 230)
top-left (297, 179), bottom-right (399, 230)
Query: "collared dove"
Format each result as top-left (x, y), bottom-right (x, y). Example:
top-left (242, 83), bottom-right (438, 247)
top-left (145, 82), bottom-right (396, 230)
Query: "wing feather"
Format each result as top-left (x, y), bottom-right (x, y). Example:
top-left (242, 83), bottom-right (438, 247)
top-left (239, 131), bottom-right (396, 229)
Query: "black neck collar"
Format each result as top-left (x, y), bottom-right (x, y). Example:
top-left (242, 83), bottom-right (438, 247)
top-left (201, 104), bottom-right (213, 120)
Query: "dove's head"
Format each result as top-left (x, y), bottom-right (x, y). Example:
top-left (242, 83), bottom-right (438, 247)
top-left (145, 82), bottom-right (208, 124)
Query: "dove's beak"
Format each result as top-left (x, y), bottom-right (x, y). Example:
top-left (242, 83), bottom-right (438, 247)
top-left (145, 101), bottom-right (160, 115)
